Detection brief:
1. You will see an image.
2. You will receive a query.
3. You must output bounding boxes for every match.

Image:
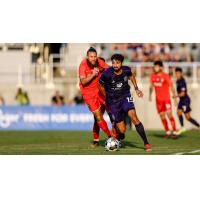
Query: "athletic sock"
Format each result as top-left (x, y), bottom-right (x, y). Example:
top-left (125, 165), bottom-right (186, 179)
top-left (169, 116), bottom-right (177, 132)
top-left (135, 122), bottom-right (149, 145)
top-left (161, 118), bottom-right (169, 132)
top-left (93, 121), bottom-right (100, 141)
top-left (178, 115), bottom-right (184, 127)
top-left (188, 118), bottom-right (200, 128)
top-left (97, 119), bottom-right (111, 137)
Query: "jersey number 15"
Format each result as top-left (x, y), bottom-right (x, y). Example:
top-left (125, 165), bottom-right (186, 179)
top-left (127, 96), bottom-right (134, 103)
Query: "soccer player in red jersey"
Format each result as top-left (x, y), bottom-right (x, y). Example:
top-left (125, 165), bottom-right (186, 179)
top-left (149, 61), bottom-right (178, 139)
top-left (79, 47), bottom-right (112, 147)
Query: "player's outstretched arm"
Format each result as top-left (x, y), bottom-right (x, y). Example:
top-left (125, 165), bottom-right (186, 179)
top-left (129, 73), bottom-right (143, 98)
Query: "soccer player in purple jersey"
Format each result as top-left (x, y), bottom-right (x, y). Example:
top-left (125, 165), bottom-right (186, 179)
top-left (175, 67), bottom-right (200, 135)
top-left (98, 54), bottom-right (151, 151)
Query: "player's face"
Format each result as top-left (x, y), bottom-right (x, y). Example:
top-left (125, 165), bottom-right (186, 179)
top-left (112, 60), bottom-right (122, 72)
top-left (87, 52), bottom-right (97, 66)
top-left (175, 71), bottom-right (182, 80)
top-left (153, 65), bottom-right (162, 73)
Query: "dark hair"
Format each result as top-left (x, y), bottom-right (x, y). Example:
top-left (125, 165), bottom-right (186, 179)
top-left (87, 47), bottom-right (97, 55)
top-left (154, 60), bottom-right (163, 67)
top-left (111, 54), bottom-right (124, 63)
top-left (175, 67), bottom-right (183, 72)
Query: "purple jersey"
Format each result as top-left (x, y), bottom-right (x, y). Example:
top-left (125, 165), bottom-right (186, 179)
top-left (176, 78), bottom-right (188, 98)
top-left (99, 66), bottom-right (132, 105)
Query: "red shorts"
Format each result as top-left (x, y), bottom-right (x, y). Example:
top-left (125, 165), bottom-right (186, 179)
top-left (156, 99), bottom-right (172, 113)
top-left (83, 93), bottom-right (105, 112)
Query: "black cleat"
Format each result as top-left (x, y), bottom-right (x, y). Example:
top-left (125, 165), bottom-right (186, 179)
top-left (90, 141), bottom-right (99, 148)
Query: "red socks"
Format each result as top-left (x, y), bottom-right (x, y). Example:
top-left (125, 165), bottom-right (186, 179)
top-left (169, 116), bottom-right (177, 132)
top-left (97, 119), bottom-right (111, 137)
top-left (161, 118), bottom-right (169, 132)
top-left (161, 117), bottom-right (177, 132)
top-left (93, 121), bottom-right (100, 141)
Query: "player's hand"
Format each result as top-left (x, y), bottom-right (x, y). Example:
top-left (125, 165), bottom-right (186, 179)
top-left (92, 68), bottom-right (99, 77)
top-left (135, 89), bottom-right (143, 98)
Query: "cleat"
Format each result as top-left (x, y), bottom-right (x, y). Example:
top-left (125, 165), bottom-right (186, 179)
top-left (145, 144), bottom-right (151, 152)
top-left (164, 134), bottom-right (171, 139)
top-left (172, 134), bottom-right (178, 139)
top-left (90, 141), bottom-right (99, 148)
top-left (177, 127), bottom-right (187, 135)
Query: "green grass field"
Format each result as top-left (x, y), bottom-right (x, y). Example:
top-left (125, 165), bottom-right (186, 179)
top-left (0, 130), bottom-right (199, 155)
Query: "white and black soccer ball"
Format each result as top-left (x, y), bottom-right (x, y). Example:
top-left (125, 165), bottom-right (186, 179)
top-left (105, 137), bottom-right (120, 151)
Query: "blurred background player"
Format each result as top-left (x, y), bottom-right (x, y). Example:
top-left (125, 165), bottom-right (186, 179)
top-left (79, 47), bottom-right (111, 147)
top-left (149, 61), bottom-right (178, 139)
top-left (99, 54), bottom-right (151, 151)
top-left (175, 67), bottom-right (200, 134)
top-left (51, 90), bottom-right (65, 106)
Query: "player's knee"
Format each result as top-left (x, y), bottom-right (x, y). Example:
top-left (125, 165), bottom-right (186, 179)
top-left (159, 113), bottom-right (165, 120)
top-left (131, 116), bottom-right (140, 125)
top-left (94, 113), bottom-right (103, 122)
top-left (177, 110), bottom-right (182, 116)
top-left (166, 112), bottom-right (172, 118)
top-left (185, 114), bottom-right (191, 120)
top-left (118, 125), bottom-right (126, 134)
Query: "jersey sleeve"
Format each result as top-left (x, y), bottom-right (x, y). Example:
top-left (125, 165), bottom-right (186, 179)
top-left (98, 58), bottom-right (109, 71)
top-left (79, 62), bottom-right (86, 78)
top-left (124, 66), bottom-right (132, 77)
top-left (99, 71), bottom-right (108, 85)
top-left (180, 79), bottom-right (187, 91)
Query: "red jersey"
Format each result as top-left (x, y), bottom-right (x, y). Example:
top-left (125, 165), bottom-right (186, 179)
top-left (79, 58), bottom-right (108, 96)
top-left (150, 72), bottom-right (172, 101)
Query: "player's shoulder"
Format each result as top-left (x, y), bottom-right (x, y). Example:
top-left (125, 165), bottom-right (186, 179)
top-left (103, 66), bottom-right (113, 74)
top-left (180, 77), bottom-right (187, 84)
top-left (97, 58), bottom-right (105, 66)
top-left (162, 72), bottom-right (170, 77)
top-left (150, 72), bottom-right (156, 79)
top-left (79, 58), bottom-right (87, 67)
top-left (122, 65), bottom-right (131, 71)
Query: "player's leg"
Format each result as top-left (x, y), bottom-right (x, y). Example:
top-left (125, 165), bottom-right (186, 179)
top-left (183, 96), bottom-right (200, 128)
top-left (156, 100), bottom-right (170, 137)
top-left (176, 108), bottom-right (187, 135)
top-left (127, 109), bottom-right (150, 151)
top-left (158, 112), bottom-right (170, 138)
top-left (107, 101), bottom-right (126, 142)
top-left (105, 106), bottom-right (121, 140)
top-left (177, 109), bottom-right (184, 127)
top-left (166, 110), bottom-right (177, 139)
top-left (84, 95), bottom-right (111, 139)
top-left (91, 117), bottom-right (100, 147)
top-left (115, 121), bottom-right (126, 139)
top-left (93, 108), bottom-right (111, 138)
top-left (163, 100), bottom-right (177, 137)
top-left (91, 105), bottom-right (106, 147)
top-left (185, 112), bottom-right (200, 128)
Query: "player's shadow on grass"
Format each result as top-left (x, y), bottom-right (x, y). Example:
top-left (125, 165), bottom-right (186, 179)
top-left (151, 133), bottom-right (186, 139)
top-left (99, 140), bottom-right (144, 150)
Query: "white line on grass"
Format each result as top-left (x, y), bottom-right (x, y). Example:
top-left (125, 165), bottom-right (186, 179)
top-left (173, 149), bottom-right (200, 155)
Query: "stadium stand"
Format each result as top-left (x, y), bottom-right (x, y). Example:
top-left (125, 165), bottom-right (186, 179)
top-left (0, 43), bottom-right (200, 107)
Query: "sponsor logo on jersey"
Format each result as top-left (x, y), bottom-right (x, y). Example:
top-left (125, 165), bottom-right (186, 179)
top-left (116, 83), bottom-right (123, 88)
top-left (124, 76), bottom-right (128, 82)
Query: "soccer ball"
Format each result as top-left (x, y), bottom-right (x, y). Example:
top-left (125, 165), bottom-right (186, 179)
top-left (105, 137), bottom-right (120, 151)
